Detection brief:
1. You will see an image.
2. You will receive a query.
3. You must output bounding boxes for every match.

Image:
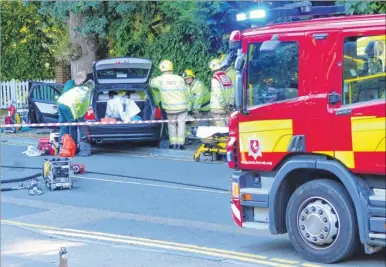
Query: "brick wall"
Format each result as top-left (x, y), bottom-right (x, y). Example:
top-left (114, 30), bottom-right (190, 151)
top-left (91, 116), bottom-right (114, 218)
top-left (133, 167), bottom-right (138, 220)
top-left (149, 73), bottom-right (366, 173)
top-left (55, 61), bottom-right (71, 84)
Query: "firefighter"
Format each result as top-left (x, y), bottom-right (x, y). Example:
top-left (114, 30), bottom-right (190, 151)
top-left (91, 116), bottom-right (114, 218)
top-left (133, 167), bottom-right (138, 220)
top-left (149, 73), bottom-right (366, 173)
top-left (209, 58), bottom-right (234, 127)
top-left (57, 79), bottom-right (95, 149)
top-left (150, 60), bottom-right (189, 150)
top-left (182, 69), bottom-right (210, 128)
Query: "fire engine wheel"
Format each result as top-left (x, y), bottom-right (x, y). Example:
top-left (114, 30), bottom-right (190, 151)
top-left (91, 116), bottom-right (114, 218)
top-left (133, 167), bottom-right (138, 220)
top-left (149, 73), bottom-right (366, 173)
top-left (286, 179), bottom-right (359, 264)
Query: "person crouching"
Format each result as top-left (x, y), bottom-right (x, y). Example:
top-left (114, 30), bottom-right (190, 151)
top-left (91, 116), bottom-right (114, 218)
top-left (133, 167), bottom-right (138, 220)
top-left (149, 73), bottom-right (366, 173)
top-left (57, 78), bottom-right (95, 151)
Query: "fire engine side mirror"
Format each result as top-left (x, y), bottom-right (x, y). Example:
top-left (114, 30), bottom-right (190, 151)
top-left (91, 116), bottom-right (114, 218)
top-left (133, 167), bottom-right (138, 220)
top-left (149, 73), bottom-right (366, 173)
top-left (235, 54), bottom-right (245, 71)
top-left (234, 54), bottom-right (245, 111)
top-left (235, 71), bottom-right (243, 111)
top-left (220, 51), bottom-right (236, 71)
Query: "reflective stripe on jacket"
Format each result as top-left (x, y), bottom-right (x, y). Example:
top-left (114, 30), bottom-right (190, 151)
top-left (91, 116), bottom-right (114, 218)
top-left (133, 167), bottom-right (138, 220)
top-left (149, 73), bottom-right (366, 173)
top-left (57, 86), bottom-right (92, 119)
top-left (150, 73), bottom-right (188, 112)
top-left (210, 71), bottom-right (233, 112)
top-left (187, 79), bottom-right (210, 112)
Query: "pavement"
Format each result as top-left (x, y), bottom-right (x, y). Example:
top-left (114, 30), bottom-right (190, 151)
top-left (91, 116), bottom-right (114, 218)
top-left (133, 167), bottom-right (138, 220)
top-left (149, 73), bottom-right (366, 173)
top-left (1, 136), bottom-right (385, 267)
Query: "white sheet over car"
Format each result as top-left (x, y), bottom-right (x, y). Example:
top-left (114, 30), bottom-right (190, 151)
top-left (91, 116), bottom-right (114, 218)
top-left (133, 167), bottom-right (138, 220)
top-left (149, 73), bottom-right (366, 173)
top-left (196, 126), bottom-right (229, 139)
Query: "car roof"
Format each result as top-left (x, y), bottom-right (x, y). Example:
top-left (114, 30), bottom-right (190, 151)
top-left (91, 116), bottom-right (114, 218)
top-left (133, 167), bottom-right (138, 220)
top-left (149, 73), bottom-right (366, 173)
top-left (242, 14), bottom-right (386, 37)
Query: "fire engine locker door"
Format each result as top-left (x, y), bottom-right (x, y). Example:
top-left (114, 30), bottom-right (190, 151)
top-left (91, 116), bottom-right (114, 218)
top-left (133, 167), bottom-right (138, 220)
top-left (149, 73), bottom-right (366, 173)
top-left (333, 30), bottom-right (386, 175)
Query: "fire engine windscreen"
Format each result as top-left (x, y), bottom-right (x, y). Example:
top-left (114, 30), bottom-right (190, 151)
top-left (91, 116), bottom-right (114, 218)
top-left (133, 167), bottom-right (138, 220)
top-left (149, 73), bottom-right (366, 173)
top-left (246, 42), bottom-right (299, 107)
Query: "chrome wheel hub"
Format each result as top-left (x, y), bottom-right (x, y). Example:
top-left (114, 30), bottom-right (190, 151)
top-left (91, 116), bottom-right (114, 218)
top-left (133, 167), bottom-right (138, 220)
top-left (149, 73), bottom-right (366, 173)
top-left (297, 198), bottom-right (339, 249)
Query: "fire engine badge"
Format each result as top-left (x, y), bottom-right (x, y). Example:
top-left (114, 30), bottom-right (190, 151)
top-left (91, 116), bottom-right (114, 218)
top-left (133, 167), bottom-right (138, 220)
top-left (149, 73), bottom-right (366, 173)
top-left (248, 137), bottom-right (262, 160)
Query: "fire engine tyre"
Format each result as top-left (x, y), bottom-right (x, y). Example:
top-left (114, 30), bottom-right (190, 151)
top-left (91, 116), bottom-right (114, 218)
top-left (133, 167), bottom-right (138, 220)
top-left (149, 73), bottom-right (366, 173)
top-left (286, 179), bottom-right (359, 264)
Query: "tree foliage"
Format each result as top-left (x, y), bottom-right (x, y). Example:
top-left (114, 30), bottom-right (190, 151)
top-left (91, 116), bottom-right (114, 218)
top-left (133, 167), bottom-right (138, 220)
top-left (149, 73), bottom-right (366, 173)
top-left (3, 1), bottom-right (385, 82)
top-left (0, 0), bottom-right (59, 80)
top-left (337, 1), bottom-right (386, 14)
top-left (106, 1), bottom-right (260, 85)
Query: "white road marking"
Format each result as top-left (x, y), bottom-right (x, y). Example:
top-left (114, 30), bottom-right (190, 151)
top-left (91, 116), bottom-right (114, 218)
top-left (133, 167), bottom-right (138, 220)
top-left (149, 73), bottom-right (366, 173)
top-left (74, 175), bottom-right (228, 194)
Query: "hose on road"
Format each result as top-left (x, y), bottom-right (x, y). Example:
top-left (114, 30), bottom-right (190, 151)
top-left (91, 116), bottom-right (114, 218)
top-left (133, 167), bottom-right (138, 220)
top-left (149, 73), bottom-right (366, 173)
top-left (1, 172), bottom-right (41, 192)
top-left (1, 165), bottom-right (228, 192)
top-left (1, 172), bottom-right (41, 184)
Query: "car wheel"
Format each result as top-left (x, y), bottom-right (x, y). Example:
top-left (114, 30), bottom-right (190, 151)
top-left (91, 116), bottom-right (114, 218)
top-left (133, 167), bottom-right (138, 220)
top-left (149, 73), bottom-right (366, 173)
top-left (286, 179), bottom-right (359, 264)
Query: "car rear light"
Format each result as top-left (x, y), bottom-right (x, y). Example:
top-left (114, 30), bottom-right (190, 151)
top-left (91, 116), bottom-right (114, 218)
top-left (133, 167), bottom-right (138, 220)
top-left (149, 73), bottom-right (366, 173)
top-left (154, 107), bottom-right (162, 120)
top-left (84, 106), bottom-right (95, 121)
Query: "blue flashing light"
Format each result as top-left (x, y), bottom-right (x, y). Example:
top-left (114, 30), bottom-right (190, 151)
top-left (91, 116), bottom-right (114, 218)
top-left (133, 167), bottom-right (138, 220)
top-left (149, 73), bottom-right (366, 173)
top-left (236, 13), bottom-right (247, 22)
top-left (250, 9), bottom-right (266, 19)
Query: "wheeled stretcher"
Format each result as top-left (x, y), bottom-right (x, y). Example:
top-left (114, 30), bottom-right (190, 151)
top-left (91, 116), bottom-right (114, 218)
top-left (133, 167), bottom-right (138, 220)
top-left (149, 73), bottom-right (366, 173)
top-left (192, 126), bottom-right (229, 162)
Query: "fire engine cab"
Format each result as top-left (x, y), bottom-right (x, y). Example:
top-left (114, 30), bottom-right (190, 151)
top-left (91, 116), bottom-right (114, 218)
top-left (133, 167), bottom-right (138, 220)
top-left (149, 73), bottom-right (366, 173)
top-left (224, 2), bottom-right (385, 264)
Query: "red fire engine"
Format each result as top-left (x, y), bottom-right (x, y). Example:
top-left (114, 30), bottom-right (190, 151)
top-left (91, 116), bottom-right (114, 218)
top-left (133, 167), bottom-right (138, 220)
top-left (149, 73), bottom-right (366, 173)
top-left (224, 2), bottom-right (385, 264)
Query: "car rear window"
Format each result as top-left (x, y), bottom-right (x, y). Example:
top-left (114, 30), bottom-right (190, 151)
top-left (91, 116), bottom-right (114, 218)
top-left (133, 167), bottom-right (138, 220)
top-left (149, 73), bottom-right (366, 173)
top-left (97, 68), bottom-right (148, 80)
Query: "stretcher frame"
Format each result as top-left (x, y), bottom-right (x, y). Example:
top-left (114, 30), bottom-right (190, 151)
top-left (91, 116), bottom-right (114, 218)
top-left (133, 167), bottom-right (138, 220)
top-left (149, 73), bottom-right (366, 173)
top-left (193, 132), bottom-right (228, 162)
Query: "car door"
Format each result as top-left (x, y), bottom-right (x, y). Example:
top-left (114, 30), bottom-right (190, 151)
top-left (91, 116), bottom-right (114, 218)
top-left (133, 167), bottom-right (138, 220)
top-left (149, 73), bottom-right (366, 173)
top-left (28, 82), bottom-right (63, 124)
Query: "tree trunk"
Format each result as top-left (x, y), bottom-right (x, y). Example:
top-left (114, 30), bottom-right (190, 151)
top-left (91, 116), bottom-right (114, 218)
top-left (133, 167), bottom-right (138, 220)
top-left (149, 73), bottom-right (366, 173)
top-left (67, 12), bottom-right (97, 78)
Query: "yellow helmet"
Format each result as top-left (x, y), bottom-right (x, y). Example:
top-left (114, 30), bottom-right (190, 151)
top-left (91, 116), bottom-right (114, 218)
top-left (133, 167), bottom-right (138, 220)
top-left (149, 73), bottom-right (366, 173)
top-left (159, 60), bottom-right (173, 72)
top-left (209, 59), bottom-right (222, 71)
top-left (182, 69), bottom-right (196, 79)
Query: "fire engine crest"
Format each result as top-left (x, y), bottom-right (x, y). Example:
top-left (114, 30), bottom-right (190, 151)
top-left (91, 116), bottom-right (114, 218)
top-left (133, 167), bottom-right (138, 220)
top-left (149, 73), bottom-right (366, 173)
top-left (248, 137), bottom-right (262, 160)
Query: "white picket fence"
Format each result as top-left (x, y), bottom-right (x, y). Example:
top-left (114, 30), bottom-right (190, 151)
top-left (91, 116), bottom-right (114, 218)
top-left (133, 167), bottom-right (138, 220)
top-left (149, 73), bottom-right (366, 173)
top-left (0, 79), bottom-right (56, 109)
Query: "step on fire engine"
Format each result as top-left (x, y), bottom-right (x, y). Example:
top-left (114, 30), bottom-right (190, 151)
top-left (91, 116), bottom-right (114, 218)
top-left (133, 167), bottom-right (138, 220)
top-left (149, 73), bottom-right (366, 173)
top-left (223, 1), bottom-right (386, 264)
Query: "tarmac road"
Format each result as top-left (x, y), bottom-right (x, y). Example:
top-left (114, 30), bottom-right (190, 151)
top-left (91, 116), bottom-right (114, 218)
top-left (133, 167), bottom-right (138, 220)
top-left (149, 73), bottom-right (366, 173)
top-left (1, 140), bottom-right (385, 267)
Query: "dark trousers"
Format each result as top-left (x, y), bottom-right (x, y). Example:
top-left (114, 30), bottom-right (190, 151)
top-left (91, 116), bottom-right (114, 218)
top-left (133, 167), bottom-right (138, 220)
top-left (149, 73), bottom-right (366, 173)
top-left (58, 104), bottom-right (78, 145)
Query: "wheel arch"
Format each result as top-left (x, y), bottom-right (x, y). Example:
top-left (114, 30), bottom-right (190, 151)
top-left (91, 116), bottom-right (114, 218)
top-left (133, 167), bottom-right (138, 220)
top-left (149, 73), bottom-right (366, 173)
top-left (268, 155), bottom-right (366, 244)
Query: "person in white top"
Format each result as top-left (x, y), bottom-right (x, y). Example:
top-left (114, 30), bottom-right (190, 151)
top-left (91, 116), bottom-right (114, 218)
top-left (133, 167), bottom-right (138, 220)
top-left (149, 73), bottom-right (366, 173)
top-left (105, 91), bottom-right (141, 122)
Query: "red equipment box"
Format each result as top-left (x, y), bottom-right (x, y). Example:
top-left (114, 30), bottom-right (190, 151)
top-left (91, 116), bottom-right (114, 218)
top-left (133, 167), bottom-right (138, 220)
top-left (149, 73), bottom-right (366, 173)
top-left (38, 138), bottom-right (56, 155)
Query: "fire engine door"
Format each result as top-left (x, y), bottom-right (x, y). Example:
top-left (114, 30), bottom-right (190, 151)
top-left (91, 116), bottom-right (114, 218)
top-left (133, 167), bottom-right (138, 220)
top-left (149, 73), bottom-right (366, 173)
top-left (333, 31), bottom-right (386, 175)
top-left (304, 31), bottom-right (341, 158)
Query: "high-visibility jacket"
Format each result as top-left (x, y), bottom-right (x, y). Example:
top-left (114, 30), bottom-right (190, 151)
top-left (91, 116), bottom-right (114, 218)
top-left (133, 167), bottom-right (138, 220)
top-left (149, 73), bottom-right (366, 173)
top-left (225, 67), bottom-right (236, 107)
top-left (150, 73), bottom-right (188, 112)
top-left (226, 67), bottom-right (236, 85)
top-left (187, 79), bottom-right (210, 112)
top-left (210, 71), bottom-right (233, 112)
top-left (57, 85), bottom-right (93, 120)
